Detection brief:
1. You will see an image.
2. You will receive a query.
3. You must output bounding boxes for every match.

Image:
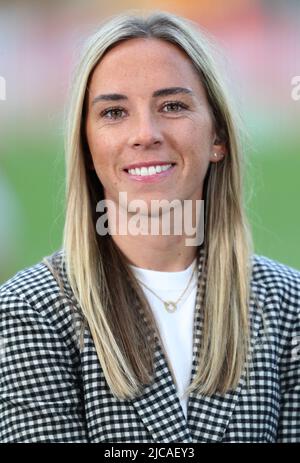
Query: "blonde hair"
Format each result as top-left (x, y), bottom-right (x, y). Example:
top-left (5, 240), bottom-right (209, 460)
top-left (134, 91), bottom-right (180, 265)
top-left (60, 10), bottom-right (254, 399)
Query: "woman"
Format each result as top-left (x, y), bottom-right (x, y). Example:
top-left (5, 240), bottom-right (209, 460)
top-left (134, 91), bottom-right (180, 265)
top-left (0, 10), bottom-right (299, 443)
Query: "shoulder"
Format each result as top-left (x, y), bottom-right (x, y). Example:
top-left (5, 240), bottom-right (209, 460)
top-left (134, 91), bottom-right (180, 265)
top-left (251, 254), bottom-right (300, 336)
top-left (251, 253), bottom-right (300, 295)
top-left (0, 250), bottom-right (84, 347)
top-left (0, 253), bottom-right (87, 444)
top-left (0, 249), bottom-right (66, 308)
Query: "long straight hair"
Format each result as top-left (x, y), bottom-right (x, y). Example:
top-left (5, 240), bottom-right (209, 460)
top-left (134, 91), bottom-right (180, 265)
top-left (60, 10), bottom-right (254, 399)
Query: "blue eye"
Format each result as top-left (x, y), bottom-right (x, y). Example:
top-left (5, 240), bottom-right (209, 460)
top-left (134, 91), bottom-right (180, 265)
top-left (100, 107), bottom-right (126, 119)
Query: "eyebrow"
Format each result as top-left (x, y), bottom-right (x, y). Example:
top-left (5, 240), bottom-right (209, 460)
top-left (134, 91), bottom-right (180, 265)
top-left (91, 86), bottom-right (194, 105)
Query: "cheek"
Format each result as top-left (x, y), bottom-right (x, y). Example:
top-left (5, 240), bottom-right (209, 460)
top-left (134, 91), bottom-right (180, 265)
top-left (176, 114), bottom-right (214, 151)
top-left (86, 132), bottom-right (122, 190)
top-left (87, 131), bottom-right (113, 169)
top-left (181, 129), bottom-right (212, 182)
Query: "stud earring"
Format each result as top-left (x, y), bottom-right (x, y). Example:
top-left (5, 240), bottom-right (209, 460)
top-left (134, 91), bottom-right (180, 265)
top-left (214, 152), bottom-right (224, 159)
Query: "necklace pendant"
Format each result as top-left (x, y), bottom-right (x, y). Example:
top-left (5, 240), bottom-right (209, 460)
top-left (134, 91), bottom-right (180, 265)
top-left (164, 301), bottom-right (177, 313)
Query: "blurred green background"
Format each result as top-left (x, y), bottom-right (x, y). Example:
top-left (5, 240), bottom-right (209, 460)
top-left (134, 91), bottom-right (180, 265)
top-left (1, 130), bottom-right (299, 284)
top-left (0, 0), bottom-right (299, 283)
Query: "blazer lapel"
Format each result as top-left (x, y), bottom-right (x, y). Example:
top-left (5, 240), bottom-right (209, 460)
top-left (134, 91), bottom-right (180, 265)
top-left (186, 276), bottom-right (267, 442)
top-left (79, 324), bottom-right (191, 443)
top-left (131, 341), bottom-right (192, 443)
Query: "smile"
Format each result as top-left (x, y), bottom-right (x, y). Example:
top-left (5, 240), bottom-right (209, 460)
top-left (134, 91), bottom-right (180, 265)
top-left (127, 163), bottom-right (173, 176)
top-left (123, 163), bottom-right (176, 183)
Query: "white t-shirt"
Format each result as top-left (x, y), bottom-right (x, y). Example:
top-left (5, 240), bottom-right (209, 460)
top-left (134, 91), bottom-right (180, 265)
top-left (129, 258), bottom-right (197, 420)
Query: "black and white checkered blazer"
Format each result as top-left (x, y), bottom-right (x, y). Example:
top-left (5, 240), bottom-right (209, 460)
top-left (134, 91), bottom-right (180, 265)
top-left (0, 248), bottom-right (299, 443)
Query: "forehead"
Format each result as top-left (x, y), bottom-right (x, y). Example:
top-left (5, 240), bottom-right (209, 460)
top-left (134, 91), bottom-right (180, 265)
top-left (88, 37), bottom-right (203, 93)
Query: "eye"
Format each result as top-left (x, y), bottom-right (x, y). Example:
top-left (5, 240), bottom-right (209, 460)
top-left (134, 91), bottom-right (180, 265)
top-left (100, 107), bottom-right (127, 120)
top-left (161, 101), bottom-right (188, 112)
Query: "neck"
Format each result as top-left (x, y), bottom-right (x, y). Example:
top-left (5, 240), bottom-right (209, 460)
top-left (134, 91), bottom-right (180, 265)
top-left (106, 203), bottom-right (199, 271)
top-left (112, 232), bottom-right (198, 272)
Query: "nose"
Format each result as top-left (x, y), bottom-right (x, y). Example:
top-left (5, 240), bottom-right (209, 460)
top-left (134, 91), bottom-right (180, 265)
top-left (128, 110), bottom-right (163, 149)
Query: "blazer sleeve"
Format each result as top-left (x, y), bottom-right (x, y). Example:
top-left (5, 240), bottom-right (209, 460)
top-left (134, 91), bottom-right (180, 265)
top-left (0, 289), bottom-right (88, 443)
top-left (276, 273), bottom-right (300, 442)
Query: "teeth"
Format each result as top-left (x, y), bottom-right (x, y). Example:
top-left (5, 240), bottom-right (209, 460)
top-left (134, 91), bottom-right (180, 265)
top-left (127, 164), bottom-right (172, 176)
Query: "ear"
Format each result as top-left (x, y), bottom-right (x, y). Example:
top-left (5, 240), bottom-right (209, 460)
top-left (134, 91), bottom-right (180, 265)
top-left (209, 128), bottom-right (227, 163)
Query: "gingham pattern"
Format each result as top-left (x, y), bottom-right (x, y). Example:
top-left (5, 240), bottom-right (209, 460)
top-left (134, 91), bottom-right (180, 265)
top-left (0, 249), bottom-right (299, 443)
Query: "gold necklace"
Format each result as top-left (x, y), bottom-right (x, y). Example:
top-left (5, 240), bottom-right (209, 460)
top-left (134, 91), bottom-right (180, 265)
top-left (136, 260), bottom-right (197, 313)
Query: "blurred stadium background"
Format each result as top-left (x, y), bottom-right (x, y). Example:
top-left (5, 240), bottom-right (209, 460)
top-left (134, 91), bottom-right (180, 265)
top-left (0, 0), bottom-right (299, 283)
